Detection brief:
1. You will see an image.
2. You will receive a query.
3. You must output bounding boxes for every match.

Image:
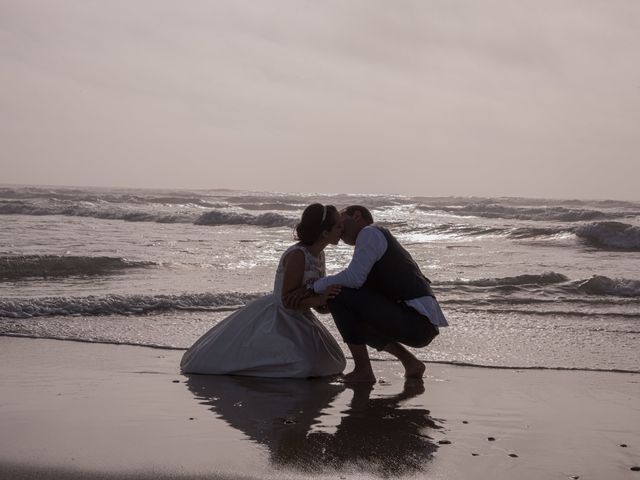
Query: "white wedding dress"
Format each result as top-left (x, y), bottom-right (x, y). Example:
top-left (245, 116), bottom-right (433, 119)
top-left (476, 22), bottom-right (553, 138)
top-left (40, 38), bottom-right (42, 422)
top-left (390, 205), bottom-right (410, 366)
top-left (180, 244), bottom-right (346, 377)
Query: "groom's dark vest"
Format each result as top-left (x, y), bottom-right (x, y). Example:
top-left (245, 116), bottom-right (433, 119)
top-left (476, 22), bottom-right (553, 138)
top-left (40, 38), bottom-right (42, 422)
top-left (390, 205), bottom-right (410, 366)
top-left (362, 226), bottom-right (435, 301)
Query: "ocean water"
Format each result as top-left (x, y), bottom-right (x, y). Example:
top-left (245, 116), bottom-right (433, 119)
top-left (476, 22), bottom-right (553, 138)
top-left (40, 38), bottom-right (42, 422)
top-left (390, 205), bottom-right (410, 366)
top-left (1, 186), bottom-right (639, 373)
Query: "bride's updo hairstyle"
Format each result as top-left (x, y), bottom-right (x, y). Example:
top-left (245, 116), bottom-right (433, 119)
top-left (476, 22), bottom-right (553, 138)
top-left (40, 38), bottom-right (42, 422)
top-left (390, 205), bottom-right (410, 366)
top-left (295, 203), bottom-right (338, 245)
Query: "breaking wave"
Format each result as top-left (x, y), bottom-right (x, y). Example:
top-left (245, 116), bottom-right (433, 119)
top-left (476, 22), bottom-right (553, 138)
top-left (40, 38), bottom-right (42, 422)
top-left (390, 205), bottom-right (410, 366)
top-left (460, 308), bottom-right (640, 319)
top-left (416, 203), bottom-right (616, 222)
top-left (421, 223), bottom-right (566, 239)
top-left (0, 187), bottom-right (225, 208)
top-left (441, 273), bottom-right (640, 298)
top-left (574, 222), bottom-right (640, 250)
top-left (416, 221), bottom-right (640, 248)
top-left (447, 272), bottom-right (570, 287)
top-left (0, 292), bottom-right (263, 319)
top-left (237, 202), bottom-right (304, 211)
top-left (0, 255), bottom-right (154, 280)
top-left (571, 276), bottom-right (640, 298)
top-left (0, 200), bottom-right (196, 223)
top-left (194, 211), bottom-right (295, 228)
top-left (0, 201), bottom-right (295, 228)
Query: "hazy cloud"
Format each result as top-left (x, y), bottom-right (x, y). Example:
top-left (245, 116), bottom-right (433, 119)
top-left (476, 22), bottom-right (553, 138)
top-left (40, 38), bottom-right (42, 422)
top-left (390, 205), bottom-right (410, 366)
top-left (1, 0), bottom-right (639, 199)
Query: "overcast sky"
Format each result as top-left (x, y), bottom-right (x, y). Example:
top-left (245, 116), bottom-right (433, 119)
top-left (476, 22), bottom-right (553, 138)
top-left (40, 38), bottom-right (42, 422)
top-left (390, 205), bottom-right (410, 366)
top-left (1, 0), bottom-right (639, 200)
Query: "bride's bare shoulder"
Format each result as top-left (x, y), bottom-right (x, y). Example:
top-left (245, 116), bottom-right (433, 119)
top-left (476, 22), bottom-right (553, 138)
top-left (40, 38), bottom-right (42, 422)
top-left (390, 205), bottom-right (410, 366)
top-left (282, 245), bottom-right (305, 266)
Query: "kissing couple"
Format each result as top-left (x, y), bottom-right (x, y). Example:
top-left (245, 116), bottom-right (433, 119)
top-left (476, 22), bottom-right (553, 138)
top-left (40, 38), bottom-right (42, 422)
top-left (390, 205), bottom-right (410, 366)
top-left (181, 204), bottom-right (448, 383)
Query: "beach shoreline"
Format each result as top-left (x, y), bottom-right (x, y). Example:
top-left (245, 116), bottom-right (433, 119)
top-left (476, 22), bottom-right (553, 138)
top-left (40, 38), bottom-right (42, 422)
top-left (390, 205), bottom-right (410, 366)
top-left (1, 336), bottom-right (639, 479)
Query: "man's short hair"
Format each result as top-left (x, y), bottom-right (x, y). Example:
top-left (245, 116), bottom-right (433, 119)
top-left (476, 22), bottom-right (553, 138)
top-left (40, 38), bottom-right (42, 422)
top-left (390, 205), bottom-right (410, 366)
top-left (342, 205), bottom-right (374, 224)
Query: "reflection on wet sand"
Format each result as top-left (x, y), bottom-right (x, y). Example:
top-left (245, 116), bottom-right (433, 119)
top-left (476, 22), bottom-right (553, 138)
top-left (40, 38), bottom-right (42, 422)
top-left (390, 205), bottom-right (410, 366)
top-left (186, 375), bottom-right (442, 477)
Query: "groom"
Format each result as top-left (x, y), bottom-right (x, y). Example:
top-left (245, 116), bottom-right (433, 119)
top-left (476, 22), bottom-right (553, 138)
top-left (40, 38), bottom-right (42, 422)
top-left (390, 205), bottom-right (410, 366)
top-left (312, 205), bottom-right (448, 383)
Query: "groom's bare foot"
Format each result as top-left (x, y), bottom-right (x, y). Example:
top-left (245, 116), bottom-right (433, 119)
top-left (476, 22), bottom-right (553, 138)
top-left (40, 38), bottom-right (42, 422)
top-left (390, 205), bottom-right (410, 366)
top-left (403, 359), bottom-right (426, 379)
top-left (381, 342), bottom-right (426, 380)
top-left (342, 369), bottom-right (376, 384)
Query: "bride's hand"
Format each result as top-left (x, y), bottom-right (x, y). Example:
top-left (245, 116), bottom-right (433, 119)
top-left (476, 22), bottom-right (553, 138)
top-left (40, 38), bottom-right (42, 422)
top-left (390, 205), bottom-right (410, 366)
top-left (283, 286), bottom-right (312, 309)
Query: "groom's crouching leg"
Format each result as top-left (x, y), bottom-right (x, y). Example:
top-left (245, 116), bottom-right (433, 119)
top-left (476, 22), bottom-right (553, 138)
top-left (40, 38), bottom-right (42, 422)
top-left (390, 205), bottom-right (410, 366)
top-left (327, 289), bottom-right (377, 383)
top-left (327, 288), bottom-right (368, 345)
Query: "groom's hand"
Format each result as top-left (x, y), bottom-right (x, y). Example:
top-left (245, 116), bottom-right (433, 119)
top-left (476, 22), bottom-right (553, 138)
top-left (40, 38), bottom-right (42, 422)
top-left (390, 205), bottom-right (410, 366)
top-left (321, 284), bottom-right (342, 300)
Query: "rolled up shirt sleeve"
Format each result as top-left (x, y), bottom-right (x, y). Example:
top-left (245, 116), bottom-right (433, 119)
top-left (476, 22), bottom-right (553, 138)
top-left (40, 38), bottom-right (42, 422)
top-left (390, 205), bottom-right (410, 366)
top-left (313, 226), bottom-right (387, 293)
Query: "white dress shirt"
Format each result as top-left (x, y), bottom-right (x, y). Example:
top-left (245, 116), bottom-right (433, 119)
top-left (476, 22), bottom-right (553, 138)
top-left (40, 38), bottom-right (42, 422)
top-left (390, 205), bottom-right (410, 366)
top-left (313, 226), bottom-right (449, 328)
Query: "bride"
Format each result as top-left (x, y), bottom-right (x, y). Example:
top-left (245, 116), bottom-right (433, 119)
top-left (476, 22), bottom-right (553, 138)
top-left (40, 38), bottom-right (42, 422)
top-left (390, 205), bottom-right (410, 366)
top-left (180, 203), bottom-right (346, 377)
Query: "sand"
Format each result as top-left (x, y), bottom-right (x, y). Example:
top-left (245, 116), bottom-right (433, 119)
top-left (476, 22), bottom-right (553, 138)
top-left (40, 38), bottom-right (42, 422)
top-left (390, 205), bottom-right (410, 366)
top-left (1, 336), bottom-right (639, 479)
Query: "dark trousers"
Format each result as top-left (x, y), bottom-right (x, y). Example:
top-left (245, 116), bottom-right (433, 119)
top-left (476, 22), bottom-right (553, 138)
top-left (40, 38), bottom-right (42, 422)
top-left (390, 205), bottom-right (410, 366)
top-left (327, 288), bottom-right (439, 350)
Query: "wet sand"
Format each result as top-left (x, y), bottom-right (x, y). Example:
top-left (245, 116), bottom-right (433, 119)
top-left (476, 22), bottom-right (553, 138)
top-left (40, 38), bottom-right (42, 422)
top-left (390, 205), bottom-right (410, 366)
top-left (1, 336), bottom-right (639, 479)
